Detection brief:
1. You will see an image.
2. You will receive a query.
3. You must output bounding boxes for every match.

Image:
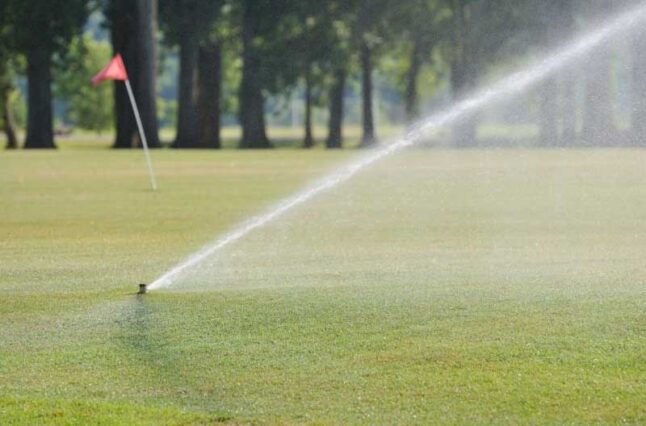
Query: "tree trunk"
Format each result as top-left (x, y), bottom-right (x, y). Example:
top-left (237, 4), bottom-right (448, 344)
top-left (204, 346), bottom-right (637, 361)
top-left (405, 41), bottom-right (421, 124)
top-left (582, 45), bottom-right (615, 146)
top-left (359, 41), bottom-right (376, 147)
top-left (110, 0), bottom-right (159, 149)
top-left (450, 0), bottom-right (477, 148)
top-left (303, 66), bottom-right (314, 148)
top-left (538, 0), bottom-right (576, 147)
top-left (537, 2), bottom-right (562, 147)
top-left (2, 93), bottom-right (18, 150)
top-left (25, 47), bottom-right (55, 149)
top-left (326, 68), bottom-right (345, 149)
top-left (239, 2), bottom-right (271, 149)
top-left (0, 69), bottom-right (18, 150)
top-left (198, 42), bottom-right (222, 149)
top-left (631, 29), bottom-right (646, 145)
top-left (134, 0), bottom-right (160, 148)
top-left (111, 0), bottom-right (139, 148)
top-left (538, 77), bottom-right (560, 147)
top-left (560, 1), bottom-right (577, 146)
top-left (174, 33), bottom-right (200, 148)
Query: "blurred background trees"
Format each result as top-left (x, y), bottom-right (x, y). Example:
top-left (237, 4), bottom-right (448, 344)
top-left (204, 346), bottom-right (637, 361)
top-left (160, 0), bottom-right (223, 148)
top-left (0, 0), bottom-right (643, 149)
top-left (104, 0), bottom-right (161, 148)
top-left (5, 0), bottom-right (89, 149)
top-left (0, 0), bottom-right (18, 150)
top-left (53, 36), bottom-right (113, 133)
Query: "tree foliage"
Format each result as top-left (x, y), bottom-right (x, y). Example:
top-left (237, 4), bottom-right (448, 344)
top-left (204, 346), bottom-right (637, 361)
top-left (54, 36), bottom-right (114, 132)
top-left (6, 0), bottom-right (89, 148)
top-left (2, 0), bottom-right (644, 148)
top-left (7, 0), bottom-right (89, 56)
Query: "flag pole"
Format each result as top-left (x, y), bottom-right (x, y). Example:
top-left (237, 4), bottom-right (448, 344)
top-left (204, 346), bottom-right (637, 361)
top-left (124, 79), bottom-right (157, 191)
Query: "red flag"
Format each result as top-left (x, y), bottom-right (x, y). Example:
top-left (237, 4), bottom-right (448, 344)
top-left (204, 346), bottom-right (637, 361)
top-left (91, 54), bottom-right (128, 86)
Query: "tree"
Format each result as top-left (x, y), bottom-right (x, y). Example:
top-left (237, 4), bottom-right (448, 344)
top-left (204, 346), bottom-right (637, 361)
top-left (446, 0), bottom-right (484, 147)
top-left (239, 0), bottom-right (356, 149)
top-left (105, 0), bottom-right (160, 149)
top-left (8, 0), bottom-right (89, 149)
top-left (630, 0), bottom-right (646, 146)
top-left (295, 11), bottom-right (321, 149)
top-left (198, 41), bottom-right (222, 149)
top-left (631, 20), bottom-right (646, 145)
top-left (326, 68), bottom-right (346, 149)
top-left (285, 0), bottom-right (348, 148)
top-left (352, 0), bottom-right (404, 148)
top-left (0, 3), bottom-right (18, 149)
top-left (560, 0), bottom-right (578, 145)
top-left (238, 0), bottom-right (272, 148)
top-left (581, 1), bottom-right (617, 146)
top-left (357, 0), bottom-right (379, 147)
top-left (324, 2), bottom-right (356, 149)
top-left (0, 63), bottom-right (18, 150)
top-left (442, 0), bottom-right (534, 147)
top-left (391, 0), bottom-right (446, 124)
top-left (537, 0), bottom-right (580, 147)
top-left (160, 0), bottom-right (221, 148)
top-left (503, 0), bottom-right (577, 146)
top-left (531, 0), bottom-right (567, 147)
top-left (195, 3), bottom-right (237, 149)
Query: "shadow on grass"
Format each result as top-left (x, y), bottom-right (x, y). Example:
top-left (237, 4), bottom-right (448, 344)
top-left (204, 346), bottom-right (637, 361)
top-left (111, 295), bottom-right (232, 422)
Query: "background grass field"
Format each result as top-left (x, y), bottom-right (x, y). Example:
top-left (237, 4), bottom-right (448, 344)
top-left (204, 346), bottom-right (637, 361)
top-left (1, 146), bottom-right (645, 424)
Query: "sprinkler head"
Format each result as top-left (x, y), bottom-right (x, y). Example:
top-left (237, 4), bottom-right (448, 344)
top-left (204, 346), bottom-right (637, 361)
top-left (138, 283), bottom-right (147, 295)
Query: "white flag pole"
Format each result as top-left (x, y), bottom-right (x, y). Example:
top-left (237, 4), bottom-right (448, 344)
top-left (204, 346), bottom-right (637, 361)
top-left (124, 79), bottom-right (157, 191)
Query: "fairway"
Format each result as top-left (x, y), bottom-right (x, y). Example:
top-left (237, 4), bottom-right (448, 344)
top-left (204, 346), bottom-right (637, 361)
top-left (1, 148), bottom-right (645, 424)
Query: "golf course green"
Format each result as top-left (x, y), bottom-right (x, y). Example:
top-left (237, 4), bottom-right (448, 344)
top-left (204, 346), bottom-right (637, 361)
top-left (1, 147), bottom-right (644, 424)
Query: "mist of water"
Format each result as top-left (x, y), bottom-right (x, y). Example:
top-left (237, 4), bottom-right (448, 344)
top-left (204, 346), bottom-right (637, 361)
top-left (148, 2), bottom-right (646, 291)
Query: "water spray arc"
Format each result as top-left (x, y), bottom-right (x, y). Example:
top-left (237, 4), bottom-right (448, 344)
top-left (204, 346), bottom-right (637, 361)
top-left (146, 3), bottom-right (646, 292)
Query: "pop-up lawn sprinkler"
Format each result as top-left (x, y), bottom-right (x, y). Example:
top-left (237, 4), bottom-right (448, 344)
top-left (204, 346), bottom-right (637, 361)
top-left (138, 284), bottom-right (147, 295)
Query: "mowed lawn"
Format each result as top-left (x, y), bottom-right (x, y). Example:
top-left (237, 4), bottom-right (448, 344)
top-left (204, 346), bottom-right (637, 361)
top-left (0, 146), bottom-right (645, 424)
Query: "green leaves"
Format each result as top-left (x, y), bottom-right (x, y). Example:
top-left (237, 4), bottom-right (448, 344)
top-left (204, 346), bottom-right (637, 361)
top-left (8, 0), bottom-right (90, 56)
top-left (159, 0), bottom-right (224, 46)
top-left (53, 36), bottom-right (114, 132)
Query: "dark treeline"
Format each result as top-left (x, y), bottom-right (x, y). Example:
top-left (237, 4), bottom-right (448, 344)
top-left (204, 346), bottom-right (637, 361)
top-left (2, 0), bottom-right (646, 149)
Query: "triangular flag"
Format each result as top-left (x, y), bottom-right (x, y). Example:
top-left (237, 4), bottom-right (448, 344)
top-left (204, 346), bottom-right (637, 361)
top-left (91, 54), bottom-right (128, 86)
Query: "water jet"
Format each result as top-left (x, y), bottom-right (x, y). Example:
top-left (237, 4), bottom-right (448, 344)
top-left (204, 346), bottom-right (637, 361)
top-left (148, 1), bottom-right (646, 292)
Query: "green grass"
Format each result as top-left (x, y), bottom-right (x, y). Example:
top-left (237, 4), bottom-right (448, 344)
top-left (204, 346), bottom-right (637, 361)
top-left (1, 147), bottom-right (645, 424)
top-left (47, 124), bottom-right (407, 150)
top-left (16, 122), bottom-right (536, 150)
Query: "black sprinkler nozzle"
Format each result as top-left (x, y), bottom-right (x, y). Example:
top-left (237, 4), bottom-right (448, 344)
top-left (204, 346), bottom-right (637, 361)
top-left (138, 283), bottom-right (147, 295)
